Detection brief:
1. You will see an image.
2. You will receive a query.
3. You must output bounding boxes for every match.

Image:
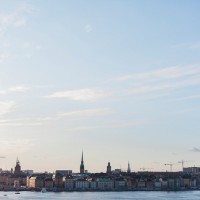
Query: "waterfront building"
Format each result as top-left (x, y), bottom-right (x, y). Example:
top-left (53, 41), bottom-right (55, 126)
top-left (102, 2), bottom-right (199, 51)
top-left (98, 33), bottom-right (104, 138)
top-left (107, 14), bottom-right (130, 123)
top-left (27, 175), bottom-right (45, 189)
top-left (181, 176), bottom-right (191, 188)
top-left (106, 162), bottom-right (111, 174)
top-left (53, 173), bottom-right (63, 188)
top-left (75, 179), bottom-right (89, 190)
top-left (0, 173), bottom-right (9, 186)
top-left (14, 180), bottom-right (20, 188)
top-left (44, 177), bottom-right (53, 189)
top-left (190, 178), bottom-right (197, 188)
top-left (65, 176), bottom-right (74, 190)
top-left (154, 179), bottom-right (161, 189)
top-left (173, 177), bottom-right (181, 189)
top-left (161, 179), bottom-right (168, 189)
top-left (125, 178), bottom-right (137, 189)
top-left (89, 179), bottom-right (97, 190)
top-left (7, 174), bottom-right (27, 187)
top-left (146, 180), bottom-right (155, 189)
top-left (80, 151), bottom-right (84, 174)
top-left (96, 178), bottom-right (114, 190)
top-left (114, 177), bottom-right (125, 189)
top-left (167, 178), bottom-right (175, 189)
top-left (137, 178), bottom-right (146, 188)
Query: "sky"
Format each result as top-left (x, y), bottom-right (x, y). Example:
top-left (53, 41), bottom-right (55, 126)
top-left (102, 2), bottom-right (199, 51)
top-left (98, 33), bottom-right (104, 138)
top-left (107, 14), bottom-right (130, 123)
top-left (0, 0), bottom-right (200, 173)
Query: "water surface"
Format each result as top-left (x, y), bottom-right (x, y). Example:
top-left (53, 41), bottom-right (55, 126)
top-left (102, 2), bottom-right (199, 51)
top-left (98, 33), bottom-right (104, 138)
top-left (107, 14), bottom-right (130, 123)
top-left (1, 191), bottom-right (200, 200)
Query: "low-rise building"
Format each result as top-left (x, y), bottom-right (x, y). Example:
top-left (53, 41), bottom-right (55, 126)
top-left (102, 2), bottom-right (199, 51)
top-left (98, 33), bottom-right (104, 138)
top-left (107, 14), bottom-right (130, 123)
top-left (75, 179), bottom-right (89, 190)
top-left (137, 179), bottom-right (146, 188)
top-left (161, 179), bottom-right (168, 189)
top-left (168, 178), bottom-right (175, 189)
top-left (115, 177), bottom-right (125, 189)
top-left (65, 176), bottom-right (74, 190)
top-left (90, 180), bottom-right (97, 190)
top-left (155, 179), bottom-right (161, 189)
top-left (53, 173), bottom-right (63, 188)
top-left (181, 177), bottom-right (190, 188)
top-left (27, 174), bottom-right (45, 189)
top-left (97, 178), bottom-right (114, 190)
top-left (44, 178), bottom-right (53, 189)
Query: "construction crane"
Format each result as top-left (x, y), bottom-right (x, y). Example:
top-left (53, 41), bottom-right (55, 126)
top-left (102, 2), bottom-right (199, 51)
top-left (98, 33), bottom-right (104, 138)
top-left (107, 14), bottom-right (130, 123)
top-left (164, 163), bottom-right (174, 172)
top-left (178, 160), bottom-right (193, 171)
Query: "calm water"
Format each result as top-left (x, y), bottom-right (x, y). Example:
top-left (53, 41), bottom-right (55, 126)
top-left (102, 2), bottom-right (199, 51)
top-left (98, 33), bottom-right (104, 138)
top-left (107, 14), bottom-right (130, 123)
top-left (1, 191), bottom-right (200, 200)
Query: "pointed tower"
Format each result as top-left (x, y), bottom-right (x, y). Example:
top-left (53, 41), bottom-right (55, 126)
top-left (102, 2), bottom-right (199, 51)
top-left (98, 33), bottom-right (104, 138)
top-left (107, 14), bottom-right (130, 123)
top-left (14, 157), bottom-right (21, 175)
top-left (80, 151), bottom-right (84, 174)
top-left (127, 161), bottom-right (131, 173)
top-left (106, 162), bottom-right (111, 174)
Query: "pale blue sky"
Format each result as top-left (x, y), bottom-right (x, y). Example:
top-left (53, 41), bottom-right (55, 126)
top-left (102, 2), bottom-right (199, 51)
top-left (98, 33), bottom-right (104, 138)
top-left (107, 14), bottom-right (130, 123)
top-left (0, 0), bottom-right (200, 173)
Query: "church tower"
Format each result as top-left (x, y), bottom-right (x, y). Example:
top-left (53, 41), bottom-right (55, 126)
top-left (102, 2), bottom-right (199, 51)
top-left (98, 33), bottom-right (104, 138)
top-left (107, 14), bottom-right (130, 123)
top-left (127, 161), bottom-right (131, 173)
top-left (14, 157), bottom-right (21, 175)
top-left (106, 162), bottom-right (111, 174)
top-left (80, 151), bottom-right (84, 174)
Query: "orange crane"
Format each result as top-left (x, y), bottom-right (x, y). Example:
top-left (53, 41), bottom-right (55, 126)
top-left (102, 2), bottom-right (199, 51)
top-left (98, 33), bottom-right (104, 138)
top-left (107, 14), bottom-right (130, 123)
top-left (178, 160), bottom-right (193, 171)
top-left (164, 163), bottom-right (174, 172)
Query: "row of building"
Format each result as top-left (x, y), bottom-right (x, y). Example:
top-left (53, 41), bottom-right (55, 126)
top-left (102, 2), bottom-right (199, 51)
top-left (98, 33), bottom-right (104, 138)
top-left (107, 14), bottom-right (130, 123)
top-left (26, 172), bottom-right (199, 191)
top-left (1, 154), bottom-right (200, 191)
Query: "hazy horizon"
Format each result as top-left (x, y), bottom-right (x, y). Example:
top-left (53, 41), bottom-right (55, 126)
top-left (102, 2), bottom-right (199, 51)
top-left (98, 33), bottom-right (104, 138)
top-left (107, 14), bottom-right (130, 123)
top-left (0, 0), bottom-right (200, 173)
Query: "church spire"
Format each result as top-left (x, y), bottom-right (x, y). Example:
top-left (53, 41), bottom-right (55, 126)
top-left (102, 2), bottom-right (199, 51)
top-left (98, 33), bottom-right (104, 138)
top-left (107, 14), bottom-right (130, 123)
top-left (81, 151), bottom-right (83, 163)
top-left (80, 150), bottom-right (84, 174)
top-left (127, 161), bottom-right (131, 173)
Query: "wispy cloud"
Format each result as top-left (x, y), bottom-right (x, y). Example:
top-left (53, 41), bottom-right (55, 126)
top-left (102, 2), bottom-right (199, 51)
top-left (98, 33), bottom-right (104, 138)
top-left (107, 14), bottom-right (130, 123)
top-left (176, 95), bottom-right (200, 101)
top-left (0, 3), bottom-right (38, 35)
top-left (66, 119), bottom-right (142, 132)
top-left (0, 156), bottom-right (6, 159)
top-left (58, 108), bottom-right (113, 118)
top-left (0, 84), bottom-right (54, 95)
top-left (17, 3), bottom-right (39, 13)
top-left (0, 119), bottom-right (41, 126)
top-left (114, 65), bottom-right (200, 82)
top-left (0, 101), bottom-right (16, 117)
top-left (84, 24), bottom-right (92, 33)
top-left (126, 77), bottom-right (200, 95)
top-left (14, 17), bottom-right (27, 27)
top-left (0, 53), bottom-right (9, 64)
top-left (190, 147), bottom-right (200, 153)
top-left (0, 107), bottom-right (112, 126)
top-left (189, 41), bottom-right (200, 49)
top-left (8, 85), bottom-right (29, 92)
top-left (173, 41), bottom-right (200, 50)
top-left (0, 139), bottom-right (35, 154)
top-left (0, 90), bottom-right (6, 94)
top-left (46, 88), bottom-right (108, 102)
top-left (109, 65), bottom-right (200, 99)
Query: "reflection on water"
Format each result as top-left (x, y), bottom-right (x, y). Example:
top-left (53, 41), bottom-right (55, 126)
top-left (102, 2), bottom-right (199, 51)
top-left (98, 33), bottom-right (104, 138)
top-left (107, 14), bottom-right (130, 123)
top-left (0, 191), bottom-right (200, 200)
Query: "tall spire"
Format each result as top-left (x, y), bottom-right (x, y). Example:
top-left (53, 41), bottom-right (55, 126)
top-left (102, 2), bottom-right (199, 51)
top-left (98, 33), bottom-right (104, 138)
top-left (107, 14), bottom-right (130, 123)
top-left (16, 156), bottom-right (20, 165)
top-left (81, 151), bottom-right (83, 163)
top-left (80, 150), bottom-right (84, 174)
top-left (127, 161), bottom-right (131, 173)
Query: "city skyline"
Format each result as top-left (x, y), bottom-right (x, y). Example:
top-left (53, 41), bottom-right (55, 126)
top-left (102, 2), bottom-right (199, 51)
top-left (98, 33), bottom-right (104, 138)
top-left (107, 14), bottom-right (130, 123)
top-left (0, 0), bottom-right (200, 172)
